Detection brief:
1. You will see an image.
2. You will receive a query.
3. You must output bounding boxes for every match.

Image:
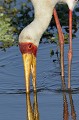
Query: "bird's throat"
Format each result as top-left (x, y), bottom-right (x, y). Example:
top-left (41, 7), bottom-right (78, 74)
top-left (19, 42), bottom-right (37, 57)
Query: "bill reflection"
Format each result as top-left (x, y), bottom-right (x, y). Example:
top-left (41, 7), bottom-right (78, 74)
top-left (26, 92), bottom-right (39, 120)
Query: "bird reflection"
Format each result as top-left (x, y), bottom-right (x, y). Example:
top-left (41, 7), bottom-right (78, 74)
top-left (26, 92), bottom-right (39, 120)
top-left (62, 79), bottom-right (69, 120)
top-left (69, 93), bottom-right (76, 120)
top-left (61, 77), bottom-right (76, 120)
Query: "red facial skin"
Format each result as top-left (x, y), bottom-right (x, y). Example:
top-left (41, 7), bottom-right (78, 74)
top-left (19, 42), bottom-right (38, 57)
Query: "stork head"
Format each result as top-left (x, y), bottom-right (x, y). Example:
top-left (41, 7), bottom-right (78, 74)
top-left (19, 32), bottom-right (38, 93)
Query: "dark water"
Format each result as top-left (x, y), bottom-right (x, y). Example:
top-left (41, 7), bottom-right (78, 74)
top-left (0, 35), bottom-right (79, 119)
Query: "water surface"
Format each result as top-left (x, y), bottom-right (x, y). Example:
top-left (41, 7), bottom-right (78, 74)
top-left (0, 36), bottom-right (79, 119)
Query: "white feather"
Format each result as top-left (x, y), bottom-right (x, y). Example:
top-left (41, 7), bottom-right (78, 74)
top-left (19, 0), bottom-right (77, 47)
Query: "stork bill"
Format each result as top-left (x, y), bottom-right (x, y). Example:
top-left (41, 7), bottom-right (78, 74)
top-left (19, 42), bottom-right (37, 93)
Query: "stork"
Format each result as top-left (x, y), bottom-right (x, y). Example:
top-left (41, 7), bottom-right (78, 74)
top-left (19, 0), bottom-right (78, 93)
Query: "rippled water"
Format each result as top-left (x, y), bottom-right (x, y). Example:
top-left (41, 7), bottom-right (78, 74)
top-left (0, 34), bottom-right (79, 119)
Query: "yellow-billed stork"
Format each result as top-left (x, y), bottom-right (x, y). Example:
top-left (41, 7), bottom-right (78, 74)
top-left (19, 0), bottom-right (78, 93)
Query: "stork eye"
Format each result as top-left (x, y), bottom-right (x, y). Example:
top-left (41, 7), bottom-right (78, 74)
top-left (28, 44), bottom-right (32, 49)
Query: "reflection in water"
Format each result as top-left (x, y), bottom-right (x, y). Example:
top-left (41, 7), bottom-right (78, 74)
top-left (63, 91), bottom-right (69, 120)
top-left (26, 92), bottom-right (39, 120)
top-left (62, 78), bottom-right (76, 120)
top-left (69, 94), bottom-right (76, 120)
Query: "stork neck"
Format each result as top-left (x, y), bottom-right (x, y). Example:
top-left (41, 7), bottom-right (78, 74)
top-left (29, 13), bottom-right (53, 46)
top-left (27, 1), bottom-right (54, 46)
top-left (19, 0), bottom-right (57, 47)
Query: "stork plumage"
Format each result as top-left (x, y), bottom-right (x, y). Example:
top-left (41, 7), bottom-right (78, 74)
top-left (19, 0), bottom-right (78, 93)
